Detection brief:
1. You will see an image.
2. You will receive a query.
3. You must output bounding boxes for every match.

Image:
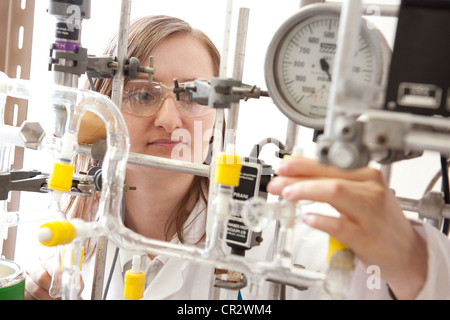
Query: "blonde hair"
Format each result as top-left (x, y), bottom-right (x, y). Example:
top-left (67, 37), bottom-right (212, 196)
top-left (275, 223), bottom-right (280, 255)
top-left (66, 15), bottom-right (220, 260)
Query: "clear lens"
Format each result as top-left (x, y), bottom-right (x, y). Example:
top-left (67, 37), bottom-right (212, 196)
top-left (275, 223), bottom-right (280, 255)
top-left (122, 81), bottom-right (212, 117)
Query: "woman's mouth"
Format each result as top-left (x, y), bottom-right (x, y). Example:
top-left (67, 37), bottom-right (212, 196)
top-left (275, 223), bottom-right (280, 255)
top-left (148, 139), bottom-right (184, 149)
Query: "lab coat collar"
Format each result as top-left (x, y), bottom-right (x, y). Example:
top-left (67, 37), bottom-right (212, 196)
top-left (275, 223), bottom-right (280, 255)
top-left (118, 200), bottom-right (207, 272)
top-left (117, 200), bottom-right (210, 299)
top-left (119, 246), bottom-right (166, 274)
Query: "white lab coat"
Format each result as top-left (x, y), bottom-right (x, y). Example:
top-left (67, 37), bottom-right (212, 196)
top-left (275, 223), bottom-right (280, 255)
top-left (81, 200), bottom-right (214, 300)
top-left (345, 221), bottom-right (450, 300)
top-left (80, 200), bottom-right (450, 300)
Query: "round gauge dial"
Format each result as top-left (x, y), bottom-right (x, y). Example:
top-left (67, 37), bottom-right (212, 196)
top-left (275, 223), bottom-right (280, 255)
top-left (265, 4), bottom-right (386, 129)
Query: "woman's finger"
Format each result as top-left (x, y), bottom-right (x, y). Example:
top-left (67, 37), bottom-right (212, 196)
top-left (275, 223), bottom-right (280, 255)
top-left (25, 273), bottom-right (56, 300)
top-left (277, 156), bottom-right (386, 184)
top-left (267, 176), bottom-right (303, 196)
top-left (25, 260), bottom-right (58, 300)
top-left (301, 212), bottom-right (364, 248)
top-left (272, 177), bottom-right (385, 222)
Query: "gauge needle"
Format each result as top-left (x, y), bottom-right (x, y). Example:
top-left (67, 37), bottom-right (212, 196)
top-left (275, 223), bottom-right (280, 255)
top-left (320, 58), bottom-right (332, 81)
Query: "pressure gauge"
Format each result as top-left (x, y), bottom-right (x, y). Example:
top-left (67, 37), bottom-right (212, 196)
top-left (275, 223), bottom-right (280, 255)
top-left (265, 3), bottom-right (389, 129)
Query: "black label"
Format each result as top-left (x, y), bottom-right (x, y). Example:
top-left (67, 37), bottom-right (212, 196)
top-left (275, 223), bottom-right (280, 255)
top-left (226, 217), bottom-right (249, 246)
top-left (55, 22), bottom-right (79, 41)
top-left (233, 165), bottom-right (258, 201)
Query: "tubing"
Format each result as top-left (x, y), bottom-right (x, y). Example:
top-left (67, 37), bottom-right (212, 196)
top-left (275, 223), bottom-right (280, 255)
top-left (0, 71), bottom-right (129, 299)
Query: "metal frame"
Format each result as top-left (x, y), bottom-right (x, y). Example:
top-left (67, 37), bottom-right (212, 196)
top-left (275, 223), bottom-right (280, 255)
top-left (0, 0), bottom-right (36, 260)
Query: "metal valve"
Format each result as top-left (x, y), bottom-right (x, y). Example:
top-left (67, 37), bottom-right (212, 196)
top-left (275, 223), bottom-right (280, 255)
top-left (125, 56), bottom-right (156, 83)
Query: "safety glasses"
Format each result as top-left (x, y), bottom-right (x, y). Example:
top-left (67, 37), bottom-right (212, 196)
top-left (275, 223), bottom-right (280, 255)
top-left (122, 80), bottom-right (213, 117)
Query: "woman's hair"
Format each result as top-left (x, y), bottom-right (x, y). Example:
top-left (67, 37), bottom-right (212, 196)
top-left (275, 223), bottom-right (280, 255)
top-left (65, 15), bottom-right (220, 260)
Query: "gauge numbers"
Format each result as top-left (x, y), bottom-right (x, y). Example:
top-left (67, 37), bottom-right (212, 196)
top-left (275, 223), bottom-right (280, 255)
top-left (265, 5), bottom-right (383, 129)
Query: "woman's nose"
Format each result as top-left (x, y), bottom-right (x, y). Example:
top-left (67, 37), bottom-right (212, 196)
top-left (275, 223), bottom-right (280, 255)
top-left (153, 96), bottom-right (183, 132)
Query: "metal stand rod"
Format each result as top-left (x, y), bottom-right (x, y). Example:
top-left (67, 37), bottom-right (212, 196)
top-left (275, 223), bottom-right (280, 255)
top-left (110, 0), bottom-right (131, 110)
top-left (224, 7), bottom-right (250, 149)
top-left (323, 0), bottom-right (362, 138)
top-left (208, 5), bottom-right (251, 300)
top-left (398, 196), bottom-right (450, 220)
top-left (91, 0), bottom-right (132, 301)
top-left (206, 0), bottom-right (234, 246)
top-left (78, 142), bottom-right (209, 177)
top-left (284, 120), bottom-right (299, 153)
top-left (127, 152), bottom-right (209, 177)
top-left (205, 0), bottom-right (233, 300)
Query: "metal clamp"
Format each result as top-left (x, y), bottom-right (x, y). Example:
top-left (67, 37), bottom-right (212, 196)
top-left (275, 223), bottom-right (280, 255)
top-left (86, 55), bottom-right (117, 78)
top-left (49, 45), bottom-right (88, 75)
top-left (172, 77), bottom-right (269, 109)
top-left (0, 171), bottom-right (48, 201)
top-left (125, 56), bottom-right (155, 83)
top-left (317, 116), bottom-right (370, 169)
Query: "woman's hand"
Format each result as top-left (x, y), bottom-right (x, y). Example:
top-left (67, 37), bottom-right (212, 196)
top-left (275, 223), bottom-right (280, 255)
top-left (25, 256), bottom-right (61, 300)
top-left (267, 156), bottom-right (428, 299)
top-left (25, 255), bottom-right (84, 300)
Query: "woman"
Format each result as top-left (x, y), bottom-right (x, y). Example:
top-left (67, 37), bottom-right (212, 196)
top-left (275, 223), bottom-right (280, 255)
top-left (25, 15), bottom-right (220, 300)
top-left (26, 15), bottom-right (450, 301)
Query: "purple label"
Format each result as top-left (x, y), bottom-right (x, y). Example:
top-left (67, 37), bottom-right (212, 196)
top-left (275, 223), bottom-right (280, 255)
top-left (54, 41), bottom-right (80, 53)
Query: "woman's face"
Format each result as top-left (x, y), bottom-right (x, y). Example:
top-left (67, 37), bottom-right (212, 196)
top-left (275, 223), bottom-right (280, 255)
top-left (122, 33), bottom-right (216, 164)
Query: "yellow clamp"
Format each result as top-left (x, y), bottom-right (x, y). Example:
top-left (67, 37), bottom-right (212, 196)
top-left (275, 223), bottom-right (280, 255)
top-left (124, 256), bottom-right (146, 300)
top-left (39, 220), bottom-right (76, 247)
top-left (327, 236), bottom-right (350, 264)
top-left (48, 162), bottom-right (74, 192)
top-left (61, 246), bottom-right (85, 271)
top-left (215, 152), bottom-right (243, 187)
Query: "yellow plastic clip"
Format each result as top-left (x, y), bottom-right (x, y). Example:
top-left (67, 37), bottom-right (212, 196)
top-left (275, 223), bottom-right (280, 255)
top-left (48, 162), bottom-right (74, 192)
top-left (61, 246), bottom-right (85, 271)
top-left (215, 152), bottom-right (243, 187)
top-left (327, 236), bottom-right (350, 264)
top-left (123, 256), bottom-right (146, 300)
top-left (39, 220), bottom-right (76, 247)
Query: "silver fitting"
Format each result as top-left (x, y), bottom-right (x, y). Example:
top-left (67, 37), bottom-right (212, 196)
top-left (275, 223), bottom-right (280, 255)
top-left (19, 122), bottom-right (46, 150)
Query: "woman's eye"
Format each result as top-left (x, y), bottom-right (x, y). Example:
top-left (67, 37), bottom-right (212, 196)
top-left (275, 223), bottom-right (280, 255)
top-left (136, 92), bottom-right (149, 102)
top-left (132, 90), bottom-right (155, 103)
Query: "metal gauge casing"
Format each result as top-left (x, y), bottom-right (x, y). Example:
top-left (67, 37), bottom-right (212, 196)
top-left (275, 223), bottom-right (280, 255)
top-left (265, 4), bottom-right (387, 129)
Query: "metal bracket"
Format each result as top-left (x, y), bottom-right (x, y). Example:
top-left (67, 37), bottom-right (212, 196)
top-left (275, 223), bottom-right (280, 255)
top-left (173, 77), bottom-right (269, 109)
top-left (317, 116), bottom-right (370, 169)
top-left (0, 170), bottom-right (48, 201)
top-left (49, 45), bottom-right (88, 75)
top-left (86, 55), bottom-right (117, 78)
